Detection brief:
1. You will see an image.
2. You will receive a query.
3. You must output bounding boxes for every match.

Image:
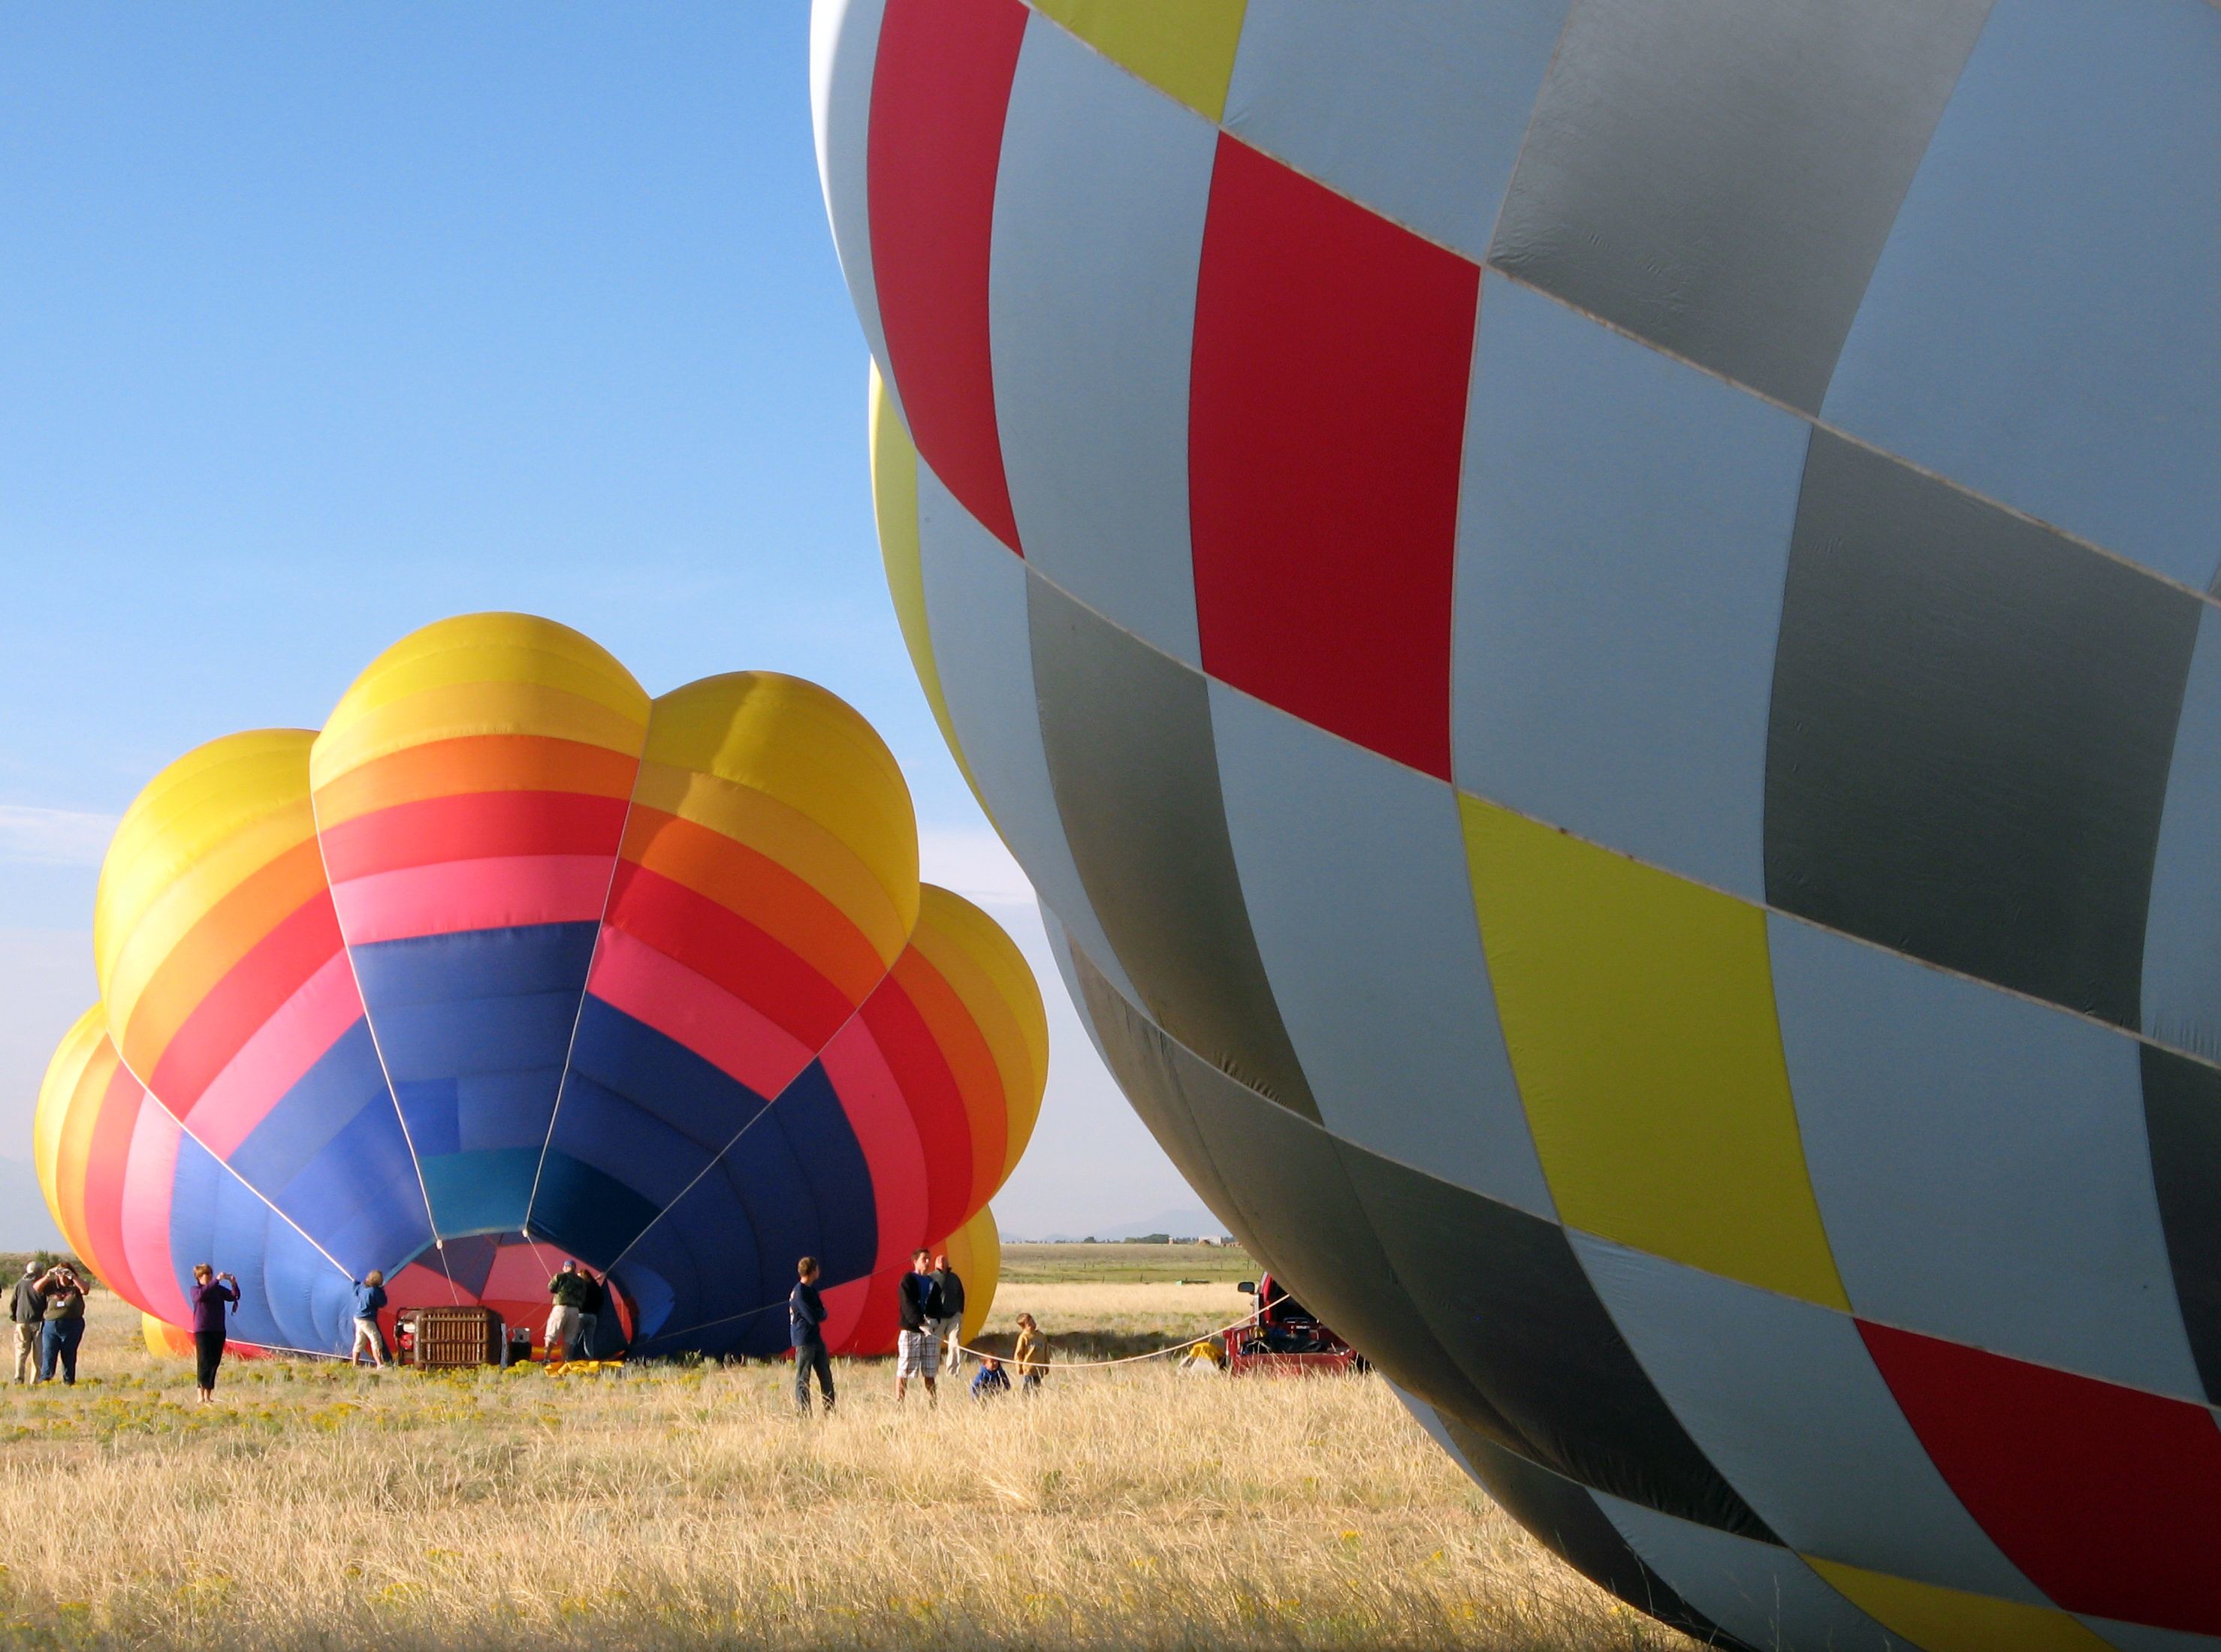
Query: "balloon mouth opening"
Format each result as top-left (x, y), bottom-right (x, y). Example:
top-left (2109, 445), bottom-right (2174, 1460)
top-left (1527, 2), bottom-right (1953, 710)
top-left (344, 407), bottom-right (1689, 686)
top-left (386, 1230), bottom-right (638, 1349)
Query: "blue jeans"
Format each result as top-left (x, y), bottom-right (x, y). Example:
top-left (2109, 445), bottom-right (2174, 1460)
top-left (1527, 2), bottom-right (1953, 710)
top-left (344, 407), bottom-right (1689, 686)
top-left (38, 1319), bottom-right (83, 1385)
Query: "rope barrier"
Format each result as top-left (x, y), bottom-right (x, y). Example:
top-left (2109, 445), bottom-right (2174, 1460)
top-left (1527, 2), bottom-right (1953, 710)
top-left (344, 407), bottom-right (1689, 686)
top-left (946, 1312), bottom-right (1259, 1373)
top-left (265, 1317), bottom-right (1261, 1373)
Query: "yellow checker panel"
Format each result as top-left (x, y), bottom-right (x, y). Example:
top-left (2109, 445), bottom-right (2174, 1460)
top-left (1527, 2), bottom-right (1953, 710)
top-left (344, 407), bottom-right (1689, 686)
top-left (871, 365), bottom-right (983, 806)
top-left (1030, 0), bottom-right (1248, 123)
top-left (1808, 1559), bottom-right (2114, 1652)
top-left (1462, 797), bottom-right (1846, 1309)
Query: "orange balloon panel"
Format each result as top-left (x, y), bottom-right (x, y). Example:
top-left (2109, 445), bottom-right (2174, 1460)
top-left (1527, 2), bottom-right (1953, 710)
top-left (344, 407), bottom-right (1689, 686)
top-left (141, 1314), bottom-right (267, 1363)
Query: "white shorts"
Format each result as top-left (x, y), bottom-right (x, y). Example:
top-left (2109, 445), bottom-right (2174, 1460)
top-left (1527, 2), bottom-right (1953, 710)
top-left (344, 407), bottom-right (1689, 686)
top-left (351, 1319), bottom-right (384, 1360)
top-left (545, 1305), bottom-right (581, 1352)
top-left (895, 1328), bottom-right (938, 1379)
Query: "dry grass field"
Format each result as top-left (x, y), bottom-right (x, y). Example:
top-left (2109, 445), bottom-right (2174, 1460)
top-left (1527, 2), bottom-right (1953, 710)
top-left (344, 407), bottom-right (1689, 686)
top-left (0, 1282), bottom-right (1695, 1651)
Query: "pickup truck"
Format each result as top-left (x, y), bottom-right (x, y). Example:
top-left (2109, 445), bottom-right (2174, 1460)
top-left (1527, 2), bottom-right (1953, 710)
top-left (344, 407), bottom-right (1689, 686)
top-left (1224, 1274), bottom-right (1367, 1377)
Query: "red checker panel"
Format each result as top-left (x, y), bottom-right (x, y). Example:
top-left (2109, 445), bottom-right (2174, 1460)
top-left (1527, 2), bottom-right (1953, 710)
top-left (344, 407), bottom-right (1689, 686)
top-left (1188, 134), bottom-right (1479, 781)
top-left (1861, 1319), bottom-right (2221, 1634)
top-left (867, 0), bottom-right (1027, 553)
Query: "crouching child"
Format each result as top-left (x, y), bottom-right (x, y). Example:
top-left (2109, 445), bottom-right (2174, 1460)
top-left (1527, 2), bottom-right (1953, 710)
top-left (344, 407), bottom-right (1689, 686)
top-left (969, 1355), bottom-right (1010, 1402)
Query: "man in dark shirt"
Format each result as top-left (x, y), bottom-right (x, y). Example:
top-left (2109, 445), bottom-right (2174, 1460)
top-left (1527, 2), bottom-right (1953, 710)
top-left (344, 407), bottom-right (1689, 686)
top-left (930, 1252), bottom-right (966, 1377)
top-left (894, 1248), bottom-right (940, 1404)
top-left (38, 1267), bottom-right (88, 1385)
top-left (575, 1267), bottom-right (608, 1360)
top-left (789, 1256), bottom-right (834, 1415)
top-left (10, 1263), bottom-right (44, 1384)
top-left (546, 1261), bottom-right (590, 1360)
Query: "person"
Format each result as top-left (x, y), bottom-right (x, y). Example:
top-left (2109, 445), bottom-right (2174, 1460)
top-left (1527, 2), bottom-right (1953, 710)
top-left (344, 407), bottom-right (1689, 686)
top-left (350, 1270), bottom-right (388, 1369)
top-left (1012, 1313), bottom-right (1049, 1393)
top-left (894, 1249), bottom-right (940, 1404)
top-left (35, 1267), bottom-right (86, 1385)
top-left (545, 1260), bottom-right (589, 1361)
top-left (189, 1265), bottom-right (240, 1403)
top-left (575, 1265), bottom-right (605, 1360)
top-left (968, 1355), bottom-right (1010, 1402)
top-left (930, 1252), bottom-right (966, 1376)
top-left (789, 1256), bottom-right (834, 1415)
top-left (10, 1262), bottom-right (44, 1384)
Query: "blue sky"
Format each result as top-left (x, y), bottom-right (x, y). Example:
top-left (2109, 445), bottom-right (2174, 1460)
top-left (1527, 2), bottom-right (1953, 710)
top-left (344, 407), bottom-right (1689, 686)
top-left (0, 3), bottom-right (1206, 1245)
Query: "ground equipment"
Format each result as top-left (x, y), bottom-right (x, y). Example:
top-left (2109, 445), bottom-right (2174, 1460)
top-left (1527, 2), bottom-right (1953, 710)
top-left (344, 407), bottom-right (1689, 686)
top-left (1225, 1276), bottom-right (1365, 1377)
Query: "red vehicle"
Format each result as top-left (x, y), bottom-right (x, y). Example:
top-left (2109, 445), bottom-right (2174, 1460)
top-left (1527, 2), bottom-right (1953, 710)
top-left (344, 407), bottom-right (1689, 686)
top-left (1225, 1274), bottom-right (1366, 1376)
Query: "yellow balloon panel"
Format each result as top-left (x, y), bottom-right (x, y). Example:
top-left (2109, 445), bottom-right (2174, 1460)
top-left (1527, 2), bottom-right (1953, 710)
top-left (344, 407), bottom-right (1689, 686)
top-left (945, 1201), bottom-right (1000, 1349)
top-left (94, 730), bottom-right (318, 1029)
top-left (637, 670), bottom-right (919, 966)
top-left (871, 365), bottom-right (981, 809)
top-left (311, 611), bottom-right (650, 788)
top-left (907, 885), bottom-right (1049, 1186)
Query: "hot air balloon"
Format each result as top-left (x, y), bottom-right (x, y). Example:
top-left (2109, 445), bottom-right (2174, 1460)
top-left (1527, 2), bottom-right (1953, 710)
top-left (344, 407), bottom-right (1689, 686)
top-left (815, 2), bottom-right (2221, 1647)
top-left (36, 614), bottom-right (1046, 1362)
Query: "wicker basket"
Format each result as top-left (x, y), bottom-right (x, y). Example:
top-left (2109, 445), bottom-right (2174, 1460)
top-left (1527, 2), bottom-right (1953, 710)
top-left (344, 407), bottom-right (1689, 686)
top-left (402, 1306), bottom-right (502, 1368)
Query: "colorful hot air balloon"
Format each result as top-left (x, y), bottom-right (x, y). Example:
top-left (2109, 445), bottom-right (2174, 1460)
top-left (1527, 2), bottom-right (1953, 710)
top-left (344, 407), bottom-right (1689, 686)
top-left (816, 2), bottom-right (2221, 1648)
top-left (37, 614), bottom-right (1046, 1361)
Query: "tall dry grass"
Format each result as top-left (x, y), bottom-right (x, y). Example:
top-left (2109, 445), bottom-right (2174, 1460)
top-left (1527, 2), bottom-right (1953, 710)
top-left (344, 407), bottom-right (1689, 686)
top-left (0, 1292), bottom-right (1694, 1650)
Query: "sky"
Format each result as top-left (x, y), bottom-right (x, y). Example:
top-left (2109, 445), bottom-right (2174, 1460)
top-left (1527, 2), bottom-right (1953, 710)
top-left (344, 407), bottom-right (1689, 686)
top-left (0, 3), bottom-right (1209, 1247)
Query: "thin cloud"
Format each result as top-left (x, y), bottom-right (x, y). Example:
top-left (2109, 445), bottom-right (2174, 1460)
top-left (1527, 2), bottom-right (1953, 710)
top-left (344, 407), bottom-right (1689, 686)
top-left (0, 806), bottom-right (118, 867)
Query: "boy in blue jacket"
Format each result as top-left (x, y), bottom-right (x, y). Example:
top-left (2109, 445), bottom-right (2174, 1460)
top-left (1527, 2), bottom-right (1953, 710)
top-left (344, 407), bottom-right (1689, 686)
top-left (351, 1271), bottom-right (389, 1369)
top-left (790, 1256), bottom-right (834, 1415)
top-left (969, 1355), bottom-right (1010, 1402)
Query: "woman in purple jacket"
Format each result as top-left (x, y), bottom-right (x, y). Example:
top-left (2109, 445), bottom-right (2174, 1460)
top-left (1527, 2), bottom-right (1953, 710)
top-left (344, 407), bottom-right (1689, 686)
top-left (189, 1264), bottom-right (239, 1403)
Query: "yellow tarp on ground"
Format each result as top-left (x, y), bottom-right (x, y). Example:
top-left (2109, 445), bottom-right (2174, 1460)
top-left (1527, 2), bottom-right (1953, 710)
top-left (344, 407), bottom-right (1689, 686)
top-left (505, 1359), bottom-right (626, 1377)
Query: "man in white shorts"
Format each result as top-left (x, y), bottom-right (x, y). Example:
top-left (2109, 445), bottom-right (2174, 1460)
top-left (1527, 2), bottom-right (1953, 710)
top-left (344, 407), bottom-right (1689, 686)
top-left (545, 1259), bottom-right (589, 1361)
top-left (350, 1270), bottom-right (389, 1368)
top-left (894, 1249), bottom-right (940, 1404)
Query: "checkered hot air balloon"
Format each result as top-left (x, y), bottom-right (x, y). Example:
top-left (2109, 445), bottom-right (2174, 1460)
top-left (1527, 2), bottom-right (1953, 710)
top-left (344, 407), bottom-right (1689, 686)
top-left (36, 614), bottom-right (1043, 1362)
top-left (813, 0), bottom-right (2221, 1645)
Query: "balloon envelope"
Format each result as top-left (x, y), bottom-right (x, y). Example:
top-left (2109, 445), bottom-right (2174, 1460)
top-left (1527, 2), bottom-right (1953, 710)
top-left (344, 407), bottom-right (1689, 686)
top-left (40, 614), bottom-right (1046, 1361)
top-left (815, 2), bottom-right (2221, 1647)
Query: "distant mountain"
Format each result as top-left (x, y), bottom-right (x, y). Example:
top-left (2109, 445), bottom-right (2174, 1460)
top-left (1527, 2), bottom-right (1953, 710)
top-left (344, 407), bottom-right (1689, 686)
top-left (0, 1159), bottom-right (63, 1251)
top-left (1019, 1205), bottom-right (1230, 1244)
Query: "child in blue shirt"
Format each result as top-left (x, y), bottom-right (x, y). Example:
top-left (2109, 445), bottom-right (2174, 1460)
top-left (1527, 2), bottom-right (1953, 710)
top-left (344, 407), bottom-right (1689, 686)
top-left (350, 1271), bottom-right (389, 1369)
top-left (970, 1355), bottom-right (1011, 1401)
